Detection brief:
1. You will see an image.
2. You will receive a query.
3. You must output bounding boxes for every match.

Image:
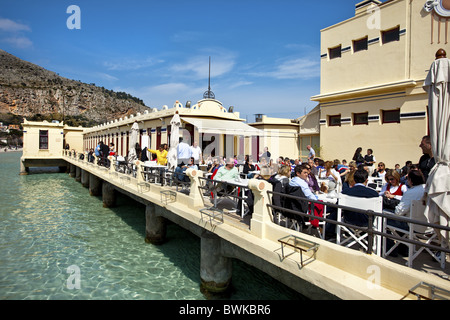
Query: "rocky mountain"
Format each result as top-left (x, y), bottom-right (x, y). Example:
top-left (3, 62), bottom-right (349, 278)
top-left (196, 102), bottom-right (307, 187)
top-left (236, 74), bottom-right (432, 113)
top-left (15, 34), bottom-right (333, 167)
top-left (0, 49), bottom-right (149, 126)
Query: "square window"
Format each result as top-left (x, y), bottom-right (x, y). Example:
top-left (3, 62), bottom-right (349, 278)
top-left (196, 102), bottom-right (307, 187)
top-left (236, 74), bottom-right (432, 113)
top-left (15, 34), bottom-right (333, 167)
top-left (382, 109), bottom-right (400, 123)
top-left (353, 37), bottom-right (368, 53)
top-left (382, 26), bottom-right (400, 44)
top-left (329, 45), bottom-right (342, 59)
top-left (354, 112), bottom-right (368, 125)
top-left (329, 115), bottom-right (341, 127)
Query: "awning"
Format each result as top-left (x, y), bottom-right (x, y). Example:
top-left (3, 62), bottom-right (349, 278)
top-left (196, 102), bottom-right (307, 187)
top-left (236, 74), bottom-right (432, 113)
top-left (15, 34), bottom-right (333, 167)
top-left (181, 117), bottom-right (262, 136)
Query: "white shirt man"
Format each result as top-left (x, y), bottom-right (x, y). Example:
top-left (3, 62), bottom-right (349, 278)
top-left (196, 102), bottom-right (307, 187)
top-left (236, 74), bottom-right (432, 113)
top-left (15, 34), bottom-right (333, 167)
top-left (177, 138), bottom-right (192, 165)
top-left (307, 145), bottom-right (315, 160)
top-left (190, 142), bottom-right (202, 164)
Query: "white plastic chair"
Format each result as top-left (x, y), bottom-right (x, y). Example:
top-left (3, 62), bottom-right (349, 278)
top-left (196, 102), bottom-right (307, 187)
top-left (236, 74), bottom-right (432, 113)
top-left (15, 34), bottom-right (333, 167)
top-left (337, 194), bottom-right (383, 255)
top-left (408, 201), bottom-right (445, 269)
top-left (383, 200), bottom-right (445, 269)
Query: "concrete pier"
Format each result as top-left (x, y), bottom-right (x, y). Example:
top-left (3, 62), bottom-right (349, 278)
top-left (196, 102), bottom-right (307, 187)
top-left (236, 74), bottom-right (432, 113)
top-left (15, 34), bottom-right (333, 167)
top-left (89, 173), bottom-right (102, 197)
top-left (145, 204), bottom-right (167, 245)
top-left (102, 181), bottom-right (116, 208)
top-left (200, 231), bottom-right (232, 296)
top-left (69, 164), bottom-right (76, 178)
top-left (75, 166), bottom-right (81, 182)
top-left (81, 169), bottom-right (89, 188)
top-left (49, 155), bottom-right (450, 300)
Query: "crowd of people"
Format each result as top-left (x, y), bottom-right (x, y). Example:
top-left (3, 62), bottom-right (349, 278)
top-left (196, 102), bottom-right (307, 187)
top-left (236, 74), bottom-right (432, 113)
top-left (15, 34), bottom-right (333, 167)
top-left (86, 136), bottom-right (434, 237)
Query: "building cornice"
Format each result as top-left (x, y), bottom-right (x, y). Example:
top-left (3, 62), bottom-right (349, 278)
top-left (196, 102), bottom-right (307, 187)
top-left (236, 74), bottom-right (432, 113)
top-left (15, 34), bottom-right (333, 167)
top-left (310, 79), bottom-right (417, 103)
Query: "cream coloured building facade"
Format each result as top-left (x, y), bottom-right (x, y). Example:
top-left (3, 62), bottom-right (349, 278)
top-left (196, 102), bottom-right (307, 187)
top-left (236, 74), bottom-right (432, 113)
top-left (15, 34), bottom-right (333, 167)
top-left (311, 0), bottom-right (449, 168)
top-left (82, 98), bottom-right (262, 161)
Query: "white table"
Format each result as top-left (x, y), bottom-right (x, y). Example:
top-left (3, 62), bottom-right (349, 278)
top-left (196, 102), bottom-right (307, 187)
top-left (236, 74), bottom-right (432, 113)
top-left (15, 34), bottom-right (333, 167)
top-left (142, 162), bottom-right (168, 184)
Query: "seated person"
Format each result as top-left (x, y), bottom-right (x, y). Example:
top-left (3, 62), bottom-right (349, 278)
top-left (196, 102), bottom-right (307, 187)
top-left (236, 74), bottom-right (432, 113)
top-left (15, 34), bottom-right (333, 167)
top-left (379, 169), bottom-right (408, 212)
top-left (372, 162), bottom-right (387, 181)
top-left (391, 170), bottom-right (426, 225)
top-left (385, 170), bottom-right (425, 256)
top-left (304, 163), bottom-right (320, 193)
top-left (326, 169), bottom-right (379, 236)
top-left (243, 155), bottom-right (256, 178)
top-left (175, 157), bottom-right (198, 182)
top-left (290, 164), bottom-right (318, 201)
top-left (214, 158), bottom-right (239, 182)
top-left (340, 168), bottom-right (380, 227)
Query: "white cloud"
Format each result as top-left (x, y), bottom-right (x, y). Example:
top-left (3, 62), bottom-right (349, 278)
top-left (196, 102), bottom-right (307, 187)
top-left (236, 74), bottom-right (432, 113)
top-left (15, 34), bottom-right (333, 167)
top-left (103, 57), bottom-right (163, 71)
top-left (271, 57), bottom-right (320, 80)
top-left (3, 36), bottom-right (33, 49)
top-left (169, 53), bottom-right (236, 80)
top-left (228, 80), bottom-right (253, 89)
top-left (0, 18), bottom-right (31, 32)
top-left (0, 18), bottom-right (32, 49)
top-left (96, 72), bottom-right (119, 82)
top-left (249, 57), bottom-right (320, 80)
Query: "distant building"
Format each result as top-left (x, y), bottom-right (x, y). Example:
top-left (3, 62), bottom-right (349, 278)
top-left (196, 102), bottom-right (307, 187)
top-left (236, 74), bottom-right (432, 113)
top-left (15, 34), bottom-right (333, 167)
top-left (311, 0), bottom-right (446, 167)
top-left (8, 124), bottom-right (21, 131)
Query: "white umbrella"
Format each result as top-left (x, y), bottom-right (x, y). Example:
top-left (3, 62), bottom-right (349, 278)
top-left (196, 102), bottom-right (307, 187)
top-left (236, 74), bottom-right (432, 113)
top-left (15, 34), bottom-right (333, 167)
top-left (423, 50), bottom-right (450, 248)
top-left (167, 112), bottom-right (181, 172)
top-left (128, 121), bottom-right (140, 162)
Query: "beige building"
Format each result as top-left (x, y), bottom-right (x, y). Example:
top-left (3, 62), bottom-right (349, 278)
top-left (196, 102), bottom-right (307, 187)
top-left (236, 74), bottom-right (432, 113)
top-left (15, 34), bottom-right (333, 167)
top-left (20, 119), bottom-right (84, 174)
top-left (311, 0), bottom-right (448, 168)
top-left (83, 98), bottom-right (262, 161)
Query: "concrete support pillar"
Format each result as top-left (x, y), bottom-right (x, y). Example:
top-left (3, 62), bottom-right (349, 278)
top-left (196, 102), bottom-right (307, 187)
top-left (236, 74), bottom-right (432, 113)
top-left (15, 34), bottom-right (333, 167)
top-left (19, 158), bottom-right (28, 175)
top-left (89, 174), bottom-right (102, 197)
top-left (102, 181), bottom-right (116, 208)
top-left (200, 231), bottom-right (232, 296)
top-left (69, 164), bottom-right (76, 178)
top-left (81, 169), bottom-right (90, 188)
top-left (145, 204), bottom-right (167, 245)
top-left (75, 166), bottom-right (81, 182)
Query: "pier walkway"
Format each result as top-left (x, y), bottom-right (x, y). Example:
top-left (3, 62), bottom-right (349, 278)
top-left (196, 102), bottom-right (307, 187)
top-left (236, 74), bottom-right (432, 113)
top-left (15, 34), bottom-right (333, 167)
top-left (48, 151), bottom-right (450, 299)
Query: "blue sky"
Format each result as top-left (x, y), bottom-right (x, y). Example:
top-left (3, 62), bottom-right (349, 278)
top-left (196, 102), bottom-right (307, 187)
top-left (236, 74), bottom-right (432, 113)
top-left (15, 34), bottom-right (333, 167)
top-left (0, 0), bottom-right (360, 122)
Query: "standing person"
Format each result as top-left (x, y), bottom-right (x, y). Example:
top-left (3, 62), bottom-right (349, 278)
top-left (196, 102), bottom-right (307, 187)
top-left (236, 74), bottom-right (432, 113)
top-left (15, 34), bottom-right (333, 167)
top-left (95, 141), bottom-right (101, 158)
top-left (259, 147), bottom-right (271, 163)
top-left (177, 137), bottom-right (192, 166)
top-left (190, 141), bottom-right (203, 165)
top-left (100, 141), bottom-right (110, 167)
top-left (148, 144), bottom-right (168, 165)
top-left (352, 147), bottom-right (364, 167)
top-left (417, 135), bottom-right (435, 182)
top-left (307, 145), bottom-right (315, 160)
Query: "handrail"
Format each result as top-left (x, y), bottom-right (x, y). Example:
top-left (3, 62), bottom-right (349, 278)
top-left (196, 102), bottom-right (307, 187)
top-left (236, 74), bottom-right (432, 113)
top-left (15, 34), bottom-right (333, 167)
top-left (266, 190), bottom-right (450, 256)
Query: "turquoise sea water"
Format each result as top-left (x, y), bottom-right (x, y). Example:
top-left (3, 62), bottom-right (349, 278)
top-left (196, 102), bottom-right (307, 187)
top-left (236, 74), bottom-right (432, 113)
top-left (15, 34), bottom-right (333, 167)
top-left (0, 152), bottom-right (305, 300)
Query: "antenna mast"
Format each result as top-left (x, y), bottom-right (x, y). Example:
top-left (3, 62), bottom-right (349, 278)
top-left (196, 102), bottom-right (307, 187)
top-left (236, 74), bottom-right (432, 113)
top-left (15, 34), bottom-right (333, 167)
top-left (203, 56), bottom-right (215, 99)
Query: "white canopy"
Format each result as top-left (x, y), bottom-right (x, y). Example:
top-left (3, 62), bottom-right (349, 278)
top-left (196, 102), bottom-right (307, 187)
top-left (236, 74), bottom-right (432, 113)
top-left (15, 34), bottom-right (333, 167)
top-left (423, 56), bottom-right (450, 247)
top-left (181, 117), bottom-right (262, 136)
